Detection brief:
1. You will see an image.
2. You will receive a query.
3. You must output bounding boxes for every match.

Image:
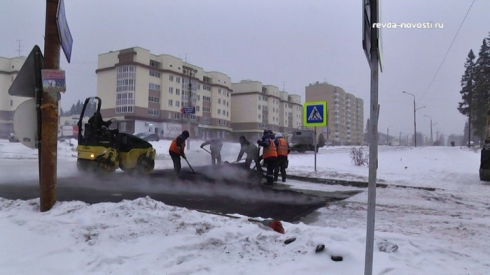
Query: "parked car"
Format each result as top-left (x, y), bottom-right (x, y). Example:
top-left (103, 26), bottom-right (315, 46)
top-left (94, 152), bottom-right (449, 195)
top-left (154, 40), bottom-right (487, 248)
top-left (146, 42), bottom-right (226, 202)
top-left (8, 133), bottom-right (19, 142)
top-left (135, 132), bottom-right (160, 141)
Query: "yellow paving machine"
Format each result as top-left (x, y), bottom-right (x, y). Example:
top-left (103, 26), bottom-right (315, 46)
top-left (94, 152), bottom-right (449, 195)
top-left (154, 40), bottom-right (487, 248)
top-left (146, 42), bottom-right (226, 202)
top-left (76, 97), bottom-right (156, 175)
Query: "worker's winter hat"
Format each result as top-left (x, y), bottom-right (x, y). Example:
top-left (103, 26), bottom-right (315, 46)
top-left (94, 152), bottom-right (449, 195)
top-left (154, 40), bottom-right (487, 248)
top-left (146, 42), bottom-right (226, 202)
top-left (182, 130), bottom-right (190, 138)
top-left (275, 132), bottom-right (283, 138)
top-left (263, 129), bottom-right (268, 134)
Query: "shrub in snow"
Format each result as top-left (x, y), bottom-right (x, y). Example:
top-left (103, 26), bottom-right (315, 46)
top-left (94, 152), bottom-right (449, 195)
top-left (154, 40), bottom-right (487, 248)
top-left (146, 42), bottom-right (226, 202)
top-left (349, 147), bottom-right (369, 166)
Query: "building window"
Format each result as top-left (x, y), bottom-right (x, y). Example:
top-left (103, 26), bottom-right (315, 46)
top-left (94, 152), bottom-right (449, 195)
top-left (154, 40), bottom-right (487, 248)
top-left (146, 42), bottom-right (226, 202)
top-left (218, 98), bottom-right (221, 104)
top-left (217, 109), bottom-right (221, 115)
top-left (169, 87), bottom-right (173, 94)
top-left (149, 70), bottom-right (160, 78)
top-left (10, 100), bottom-right (13, 106)
top-left (115, 92), bottom-right (134, 114)
top-left (176, 89), bottom-right (180, 95)
top-left (195, 106), bottom-right (200, 112)
top-left (148, 109), bottom-right (160, 116)
top-left (174, 113), bottom-right (181, 119)
top-left (169, 75), bottom-right (174, 81)
top-left (149, 83), bottom-right (160, 91)
top-left (176, 77), bottom-right (181, 83)
top-left (116, 65), bottom-right (136, 114)
top-left (168, 99), bottom-right (173, 106)
top-left (149, 96), bottom-right (160, 103)
top-left (176, 101), bottom-right (180, 107)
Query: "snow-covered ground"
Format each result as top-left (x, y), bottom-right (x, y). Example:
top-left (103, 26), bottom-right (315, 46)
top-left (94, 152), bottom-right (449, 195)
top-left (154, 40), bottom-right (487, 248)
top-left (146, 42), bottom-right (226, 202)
top-left (1, 138), bottom-right (489, 275)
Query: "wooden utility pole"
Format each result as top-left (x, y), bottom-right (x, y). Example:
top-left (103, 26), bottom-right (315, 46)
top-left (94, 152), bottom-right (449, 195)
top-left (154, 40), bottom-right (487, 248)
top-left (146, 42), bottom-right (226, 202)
top-left (40, 0), bottom-right (60, 211)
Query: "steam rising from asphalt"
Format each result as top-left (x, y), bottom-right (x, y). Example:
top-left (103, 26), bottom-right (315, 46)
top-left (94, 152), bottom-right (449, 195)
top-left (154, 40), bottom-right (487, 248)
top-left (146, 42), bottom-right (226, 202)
top-left (73, 164), bottom-right (322, 205)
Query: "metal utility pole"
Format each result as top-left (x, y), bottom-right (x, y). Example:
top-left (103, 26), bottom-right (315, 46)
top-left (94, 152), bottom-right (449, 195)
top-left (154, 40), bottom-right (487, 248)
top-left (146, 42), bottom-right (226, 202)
top-left (402, 91), bottom-right (416, 147)
top-left (402, 91), bottom-right (425, 147)
top-left (40, 0), bottom-right (61, 211)
top-left (424, 115), bottom-right (433, 145)
top-left (386, 126), bottom-right (392, 145)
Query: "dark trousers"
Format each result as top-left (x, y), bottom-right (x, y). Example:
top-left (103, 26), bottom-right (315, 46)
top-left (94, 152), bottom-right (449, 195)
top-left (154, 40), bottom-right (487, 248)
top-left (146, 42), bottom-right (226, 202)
top-left (274, 156), bottom-right (288, 182)
top-left (264, 157), bottom-right (277, 185)
top-left (211, 150), bottom-right (222, 165)
top-left (169, 151), bottom-right (181, 175)
top-left (245, 157), bottom-right (262, 172)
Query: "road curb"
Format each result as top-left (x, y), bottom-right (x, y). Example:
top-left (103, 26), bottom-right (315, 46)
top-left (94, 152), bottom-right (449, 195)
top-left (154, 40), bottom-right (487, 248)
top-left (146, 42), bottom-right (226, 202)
top-left (287, 174), bottom-right (437, 192)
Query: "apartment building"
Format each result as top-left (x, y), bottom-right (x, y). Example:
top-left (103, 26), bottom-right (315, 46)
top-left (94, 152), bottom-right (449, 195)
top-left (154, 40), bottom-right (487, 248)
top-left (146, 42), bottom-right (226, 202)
top-left (305, 82), bottom-right (364, 145)
top-left (0, 55), bottom-right (27, 137)
top-left (96, 47), bottom-right (232, 140)
top-left (230, 80), bottom-right (303, 141)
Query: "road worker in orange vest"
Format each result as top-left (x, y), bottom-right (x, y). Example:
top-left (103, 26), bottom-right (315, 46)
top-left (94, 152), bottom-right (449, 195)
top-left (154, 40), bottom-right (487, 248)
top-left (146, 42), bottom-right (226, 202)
top-left (273, 132), bottom-right (290, 182)
top-left (168, 130), bottom-right (190, 176)
top-left (257, 129), bottom-right (277, 186)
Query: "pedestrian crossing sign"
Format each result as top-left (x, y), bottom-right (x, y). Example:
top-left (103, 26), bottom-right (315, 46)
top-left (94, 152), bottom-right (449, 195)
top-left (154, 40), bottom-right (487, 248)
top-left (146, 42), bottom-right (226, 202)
top-left (303, 101), bottom-right (327, 126)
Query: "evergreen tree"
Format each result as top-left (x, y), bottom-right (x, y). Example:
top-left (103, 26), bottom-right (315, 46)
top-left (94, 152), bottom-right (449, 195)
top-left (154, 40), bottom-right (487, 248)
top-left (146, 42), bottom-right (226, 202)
top-left (458, 50), bottom-right (476, 147)
top-left (471, 38), bottom-right (490, 142)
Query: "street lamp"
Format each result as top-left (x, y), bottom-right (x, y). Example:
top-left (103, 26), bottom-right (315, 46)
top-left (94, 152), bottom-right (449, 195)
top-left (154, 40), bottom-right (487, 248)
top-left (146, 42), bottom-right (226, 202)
top-left (386, 125), bottom-right (392, 145)
top-left (185, 68), bottom-right (197, 149)
top-left (424, 115), bottom-right (433, 146)
top-left (402, 91), bottom-right (425, 147)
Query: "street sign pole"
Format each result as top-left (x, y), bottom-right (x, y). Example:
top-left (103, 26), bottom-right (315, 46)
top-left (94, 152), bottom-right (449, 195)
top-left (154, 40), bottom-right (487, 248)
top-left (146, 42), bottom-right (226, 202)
top-left (40, 0), bottom-right (61, 212)
top-left (363, 1), bottom-right (381, 275)
top-left (303, 101), bottom-right (327, 173)
top-left (314, 126), bottom-right (317, 172)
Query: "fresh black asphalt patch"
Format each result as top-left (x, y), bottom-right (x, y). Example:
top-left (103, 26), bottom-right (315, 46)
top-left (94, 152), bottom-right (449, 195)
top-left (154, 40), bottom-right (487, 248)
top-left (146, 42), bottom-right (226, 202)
top-left (0, 163), bottom-right (359, 222)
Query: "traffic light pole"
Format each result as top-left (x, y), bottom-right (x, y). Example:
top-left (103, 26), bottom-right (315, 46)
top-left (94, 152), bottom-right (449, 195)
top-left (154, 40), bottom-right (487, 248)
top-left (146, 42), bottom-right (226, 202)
top-left (40, 0), bottom-right (61, 211)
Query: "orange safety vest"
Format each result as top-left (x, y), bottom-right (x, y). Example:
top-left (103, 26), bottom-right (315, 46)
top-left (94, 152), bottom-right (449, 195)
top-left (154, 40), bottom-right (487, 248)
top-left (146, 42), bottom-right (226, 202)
top-left (277, 138), bottom-right (288, 157)
top-left (169, 136), bottom-right (186, 155)
top-left (262, 139), bottom-right (277, 159)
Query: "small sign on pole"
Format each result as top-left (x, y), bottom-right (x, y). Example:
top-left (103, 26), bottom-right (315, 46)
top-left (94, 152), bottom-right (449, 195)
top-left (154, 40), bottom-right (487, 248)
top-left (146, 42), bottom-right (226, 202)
top-left (42, 69), bottom-right (66, 93)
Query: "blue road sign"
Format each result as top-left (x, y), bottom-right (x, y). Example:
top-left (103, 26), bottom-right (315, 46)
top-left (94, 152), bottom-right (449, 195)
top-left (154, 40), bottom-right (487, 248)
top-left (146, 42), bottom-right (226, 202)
top-left (303, 101), bottom-right (327, 126)
top-left (180, 106), bottom-right (196, 114)
top-left (57, 0), bottom-right (73, 63)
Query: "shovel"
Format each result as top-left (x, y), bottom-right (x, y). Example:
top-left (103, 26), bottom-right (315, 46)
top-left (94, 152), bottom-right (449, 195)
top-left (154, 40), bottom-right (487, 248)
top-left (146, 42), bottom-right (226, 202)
top-left (195, 210), bottom-right (284, 234)
top-left (183, 156), bottom-right (195, 173)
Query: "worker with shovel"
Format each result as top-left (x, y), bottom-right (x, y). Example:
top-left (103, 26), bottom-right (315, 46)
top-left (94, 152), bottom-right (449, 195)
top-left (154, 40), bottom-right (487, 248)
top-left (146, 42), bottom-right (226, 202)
top-left (200, 138), bottom-right (223, 165)
top-left (169, 130), bottom-right (191, 176)
top-left (236, 135), bottom-right (261, 171)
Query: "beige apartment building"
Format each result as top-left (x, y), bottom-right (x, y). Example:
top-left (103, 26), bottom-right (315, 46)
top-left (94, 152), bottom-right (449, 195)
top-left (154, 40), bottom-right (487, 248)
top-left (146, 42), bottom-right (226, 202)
top-left (305, 82), bottom-right (364, 145)
top-left (0, 56), bottom-right (27, 137)
top-left (231, 80), bottom-right (303, 141)
top-left (96, 47), bottom-right (232, 140)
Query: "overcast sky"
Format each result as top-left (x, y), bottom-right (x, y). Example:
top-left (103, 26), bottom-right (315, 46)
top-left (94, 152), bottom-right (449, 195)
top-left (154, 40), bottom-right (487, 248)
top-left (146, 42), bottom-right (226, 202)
top-left (1, 0), bottom-right (489, 138)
